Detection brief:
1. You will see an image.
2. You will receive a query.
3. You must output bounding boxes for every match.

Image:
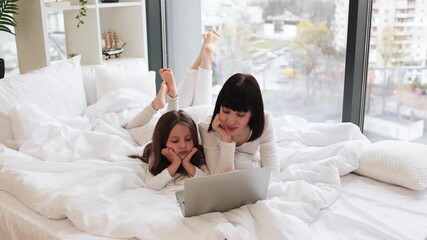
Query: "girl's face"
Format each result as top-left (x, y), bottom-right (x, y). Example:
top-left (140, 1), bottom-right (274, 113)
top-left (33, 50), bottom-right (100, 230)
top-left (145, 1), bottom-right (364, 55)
top-left (166, 123), bottom-right (195, 160)
top-left (219, 106), bottom-right (252, 137)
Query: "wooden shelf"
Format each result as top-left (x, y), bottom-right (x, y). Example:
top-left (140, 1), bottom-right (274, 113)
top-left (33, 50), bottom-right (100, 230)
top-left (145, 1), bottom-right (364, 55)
top-left (15, 0), bottom-right (148, 73)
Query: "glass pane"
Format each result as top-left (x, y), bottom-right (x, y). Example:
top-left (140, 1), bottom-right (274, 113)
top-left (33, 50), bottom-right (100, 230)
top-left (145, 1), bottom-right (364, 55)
top-left (364, 0), bottom-right (427, 143)
top-left (46, 11), bottom-right (67, 62)
top-left (0, 32), bottom-right (19, 77)
top-left (200, 0), bottom-right (349, 122)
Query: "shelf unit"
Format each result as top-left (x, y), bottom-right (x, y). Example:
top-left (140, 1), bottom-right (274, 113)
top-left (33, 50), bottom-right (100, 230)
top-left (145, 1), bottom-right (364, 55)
top-left (15, 0), bottom-right (148, 73)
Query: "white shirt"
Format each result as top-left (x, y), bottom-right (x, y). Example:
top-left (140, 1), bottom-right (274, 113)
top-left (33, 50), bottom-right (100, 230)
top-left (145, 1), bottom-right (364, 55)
top-left (198, 111), bottom-right (280, 178)
top-left (144, 160), bottom-right (209, 191)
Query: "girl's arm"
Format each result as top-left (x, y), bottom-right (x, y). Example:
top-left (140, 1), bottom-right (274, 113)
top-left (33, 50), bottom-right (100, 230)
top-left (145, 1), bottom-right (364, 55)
top-left (259, 112), bottom-right (281, 178)
top-left (192, 165), bottom-right (209, 177)
top-left (199, 122), bottom-right (236, 174)
top-left (144, 168), bottom-right (174, 191)
top-left (144, 152), bottom-right (180, 191)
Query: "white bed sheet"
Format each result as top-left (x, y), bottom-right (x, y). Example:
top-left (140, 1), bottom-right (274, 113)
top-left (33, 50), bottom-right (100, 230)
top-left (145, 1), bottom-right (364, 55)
top-left (310, 174), bottom-right (427, 240)
top-left (0, 191), bottom-right (127, 240)
top-left (1, 174), bottom-right (426, 240)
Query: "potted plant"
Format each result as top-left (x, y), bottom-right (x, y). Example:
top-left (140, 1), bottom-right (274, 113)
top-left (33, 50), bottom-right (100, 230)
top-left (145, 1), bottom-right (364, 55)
top-left (0, 0), bottom-right (19, 78)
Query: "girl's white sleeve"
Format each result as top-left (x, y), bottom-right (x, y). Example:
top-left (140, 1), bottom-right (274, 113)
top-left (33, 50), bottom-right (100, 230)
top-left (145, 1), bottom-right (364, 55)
top-left (144, 168), bottom-right (173, 191)
top-left (193, 165), bottom-right (209, 177)
top-left (259, 112), bottom-right (281, 178)
top-left (198, 121), bottom-right (236, 174)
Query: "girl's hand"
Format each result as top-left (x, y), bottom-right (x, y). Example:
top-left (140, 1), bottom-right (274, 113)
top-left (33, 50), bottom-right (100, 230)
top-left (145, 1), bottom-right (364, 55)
top-left (211, 114), bottom-right (232, 142)
top-left (181, 147), bottom-right (198, 177)
top-left (161, 148), bottom-right (182, 177)
top-left (181, 147), bottom-right (198, 165)
top-left (161, 147), bottom-right (181, 164)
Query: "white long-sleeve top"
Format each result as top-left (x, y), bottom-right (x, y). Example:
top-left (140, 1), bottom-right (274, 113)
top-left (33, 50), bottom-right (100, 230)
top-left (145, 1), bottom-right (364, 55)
top-left (144, 163), bottom-right (209, 191)
top-left (198, 111), bottom-right (280, 178)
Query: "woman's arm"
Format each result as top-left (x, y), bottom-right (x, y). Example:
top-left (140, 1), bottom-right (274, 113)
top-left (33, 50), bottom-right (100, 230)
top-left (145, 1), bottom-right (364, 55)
top-left (259, 112), bottom-right (281, 178)
top-left (199, 122), bottom-right (236, 174)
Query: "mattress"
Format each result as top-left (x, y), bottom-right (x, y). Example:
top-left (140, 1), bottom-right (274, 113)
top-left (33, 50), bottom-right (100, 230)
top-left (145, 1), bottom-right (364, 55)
top-left (1, 174), bottom-right (426, 240)
top-left (310, 174), bottom-right (427, 240)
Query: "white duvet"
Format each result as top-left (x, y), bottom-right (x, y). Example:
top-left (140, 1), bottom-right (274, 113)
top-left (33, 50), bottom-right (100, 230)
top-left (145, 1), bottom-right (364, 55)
top-left (0, 89), bottom-right (370, 240)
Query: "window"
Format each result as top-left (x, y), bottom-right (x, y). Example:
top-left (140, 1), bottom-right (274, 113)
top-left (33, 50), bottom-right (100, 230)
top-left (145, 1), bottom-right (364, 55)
top-left (364, 0), bottom-right (427, 143)
top-left (149, 0), bottom-right (427, 145)
top-left (167, 0), bottom-right (349, 123)
top-left (0, 32), bottom-right (19, 77)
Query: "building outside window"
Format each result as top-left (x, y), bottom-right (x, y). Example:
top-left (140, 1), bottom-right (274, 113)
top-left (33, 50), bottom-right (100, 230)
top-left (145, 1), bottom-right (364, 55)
top-left (365, 0), bottom-right (427, 143)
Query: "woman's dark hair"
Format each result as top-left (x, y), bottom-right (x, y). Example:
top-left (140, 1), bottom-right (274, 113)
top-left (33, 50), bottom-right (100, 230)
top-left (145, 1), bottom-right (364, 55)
top-left (208, 73), bottom-right (265, 141)
top-left (132, 110), bottom-right (205, 176)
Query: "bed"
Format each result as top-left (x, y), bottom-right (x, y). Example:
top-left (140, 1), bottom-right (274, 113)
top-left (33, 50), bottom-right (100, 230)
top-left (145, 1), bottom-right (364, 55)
top-left (0, 56), bottom-right (426, 240)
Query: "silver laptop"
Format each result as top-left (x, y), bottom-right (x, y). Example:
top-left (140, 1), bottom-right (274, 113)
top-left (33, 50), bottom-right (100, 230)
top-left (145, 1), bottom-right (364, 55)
top-left (175, 167), bottom-right (271, 217)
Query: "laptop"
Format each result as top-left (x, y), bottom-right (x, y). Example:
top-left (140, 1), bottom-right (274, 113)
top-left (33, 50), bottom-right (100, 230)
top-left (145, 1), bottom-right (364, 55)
top-left (175, 167), bottom-right (271, 217)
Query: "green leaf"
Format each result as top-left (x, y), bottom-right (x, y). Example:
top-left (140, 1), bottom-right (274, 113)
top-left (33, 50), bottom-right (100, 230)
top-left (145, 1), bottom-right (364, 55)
top-left (0, 0), bottom-right (19, 35)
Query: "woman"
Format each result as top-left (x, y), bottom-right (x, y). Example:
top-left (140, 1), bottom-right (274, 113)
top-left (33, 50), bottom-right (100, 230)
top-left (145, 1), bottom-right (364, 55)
top-left (198, 73), bottom-right (281, 178)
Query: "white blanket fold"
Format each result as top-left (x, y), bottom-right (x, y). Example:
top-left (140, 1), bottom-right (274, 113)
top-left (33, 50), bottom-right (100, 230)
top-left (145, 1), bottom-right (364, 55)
top-left (0, 89), bottom-right (370, 239)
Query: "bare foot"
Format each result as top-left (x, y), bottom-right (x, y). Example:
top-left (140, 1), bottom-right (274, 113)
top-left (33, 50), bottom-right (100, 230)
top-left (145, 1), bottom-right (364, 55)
top-left (159, 68), bottom-right (178, 97)
top-left (151, 82), bottom-right (168, 111)
top-left (201, 29), bottom-right (220, 60)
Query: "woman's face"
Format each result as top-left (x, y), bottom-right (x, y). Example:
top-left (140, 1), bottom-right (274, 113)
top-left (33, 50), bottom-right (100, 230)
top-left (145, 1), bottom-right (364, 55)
top-left (166, 123), bottom-right (195, 160)
top-left (218, 106), bottom-right (252, 137)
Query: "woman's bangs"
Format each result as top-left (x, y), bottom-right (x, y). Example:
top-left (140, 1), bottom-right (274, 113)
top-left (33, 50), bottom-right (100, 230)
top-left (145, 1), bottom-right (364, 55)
top-left (222, 91), bottom-right (251, 112)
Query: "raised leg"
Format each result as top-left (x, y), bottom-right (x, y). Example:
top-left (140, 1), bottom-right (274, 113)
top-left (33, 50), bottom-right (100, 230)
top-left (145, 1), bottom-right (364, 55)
top-left (178, 29), bottom-right (220, 108)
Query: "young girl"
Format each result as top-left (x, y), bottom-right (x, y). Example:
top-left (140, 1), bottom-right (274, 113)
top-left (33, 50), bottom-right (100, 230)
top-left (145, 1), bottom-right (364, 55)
top-left (140, 109), bottom-right (208, 191)
top-left (127, 69), bottom-right (209, 190)
top-left (126, 29), bottom-right (219, 190)
top-left (198, 73), bottom-right (281, 178)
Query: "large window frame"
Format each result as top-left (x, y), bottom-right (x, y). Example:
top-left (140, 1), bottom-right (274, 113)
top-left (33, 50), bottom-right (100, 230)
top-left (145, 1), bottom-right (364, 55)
top-left (145, 0), bottom-right (373, 130)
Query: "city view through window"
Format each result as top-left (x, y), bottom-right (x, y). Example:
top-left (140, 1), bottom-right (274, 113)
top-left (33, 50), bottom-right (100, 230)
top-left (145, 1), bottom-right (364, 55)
top-left (365, 0), bottom-right (427, 143)
top-left (201, 0), bottom-right (348, 124)
top-left (200, 0), bottom-right (427, 144)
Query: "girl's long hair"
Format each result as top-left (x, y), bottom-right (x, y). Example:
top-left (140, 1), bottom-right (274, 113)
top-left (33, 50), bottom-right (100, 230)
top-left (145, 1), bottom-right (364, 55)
top-left (132, 110), bottom-right (205, 176)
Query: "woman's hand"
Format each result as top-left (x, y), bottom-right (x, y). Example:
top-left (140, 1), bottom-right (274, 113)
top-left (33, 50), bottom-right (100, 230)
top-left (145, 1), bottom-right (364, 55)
top-left (211, 114), bottom-right (232, 142)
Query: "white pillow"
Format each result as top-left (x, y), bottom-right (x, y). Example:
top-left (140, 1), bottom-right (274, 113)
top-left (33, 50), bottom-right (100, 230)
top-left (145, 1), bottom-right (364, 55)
top-left (82, 59), bottom-right (150, 106)
top-left (0, 56), bottom-right (86, 141)
top-left (95, 65), bottom-right (156, 100)
top-left (355, 140), bottom-right (427, 190)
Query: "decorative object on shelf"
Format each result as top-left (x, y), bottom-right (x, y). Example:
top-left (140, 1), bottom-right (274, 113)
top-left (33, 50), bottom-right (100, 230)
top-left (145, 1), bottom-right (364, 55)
top-left (75, 0), bottom-right (87, 28)
top-left (101, 0), bottom-right (118, 2)
top-left (102, 29), bottom-right (126, 60)
top-left (0, 0), bottom-right (19, 79)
